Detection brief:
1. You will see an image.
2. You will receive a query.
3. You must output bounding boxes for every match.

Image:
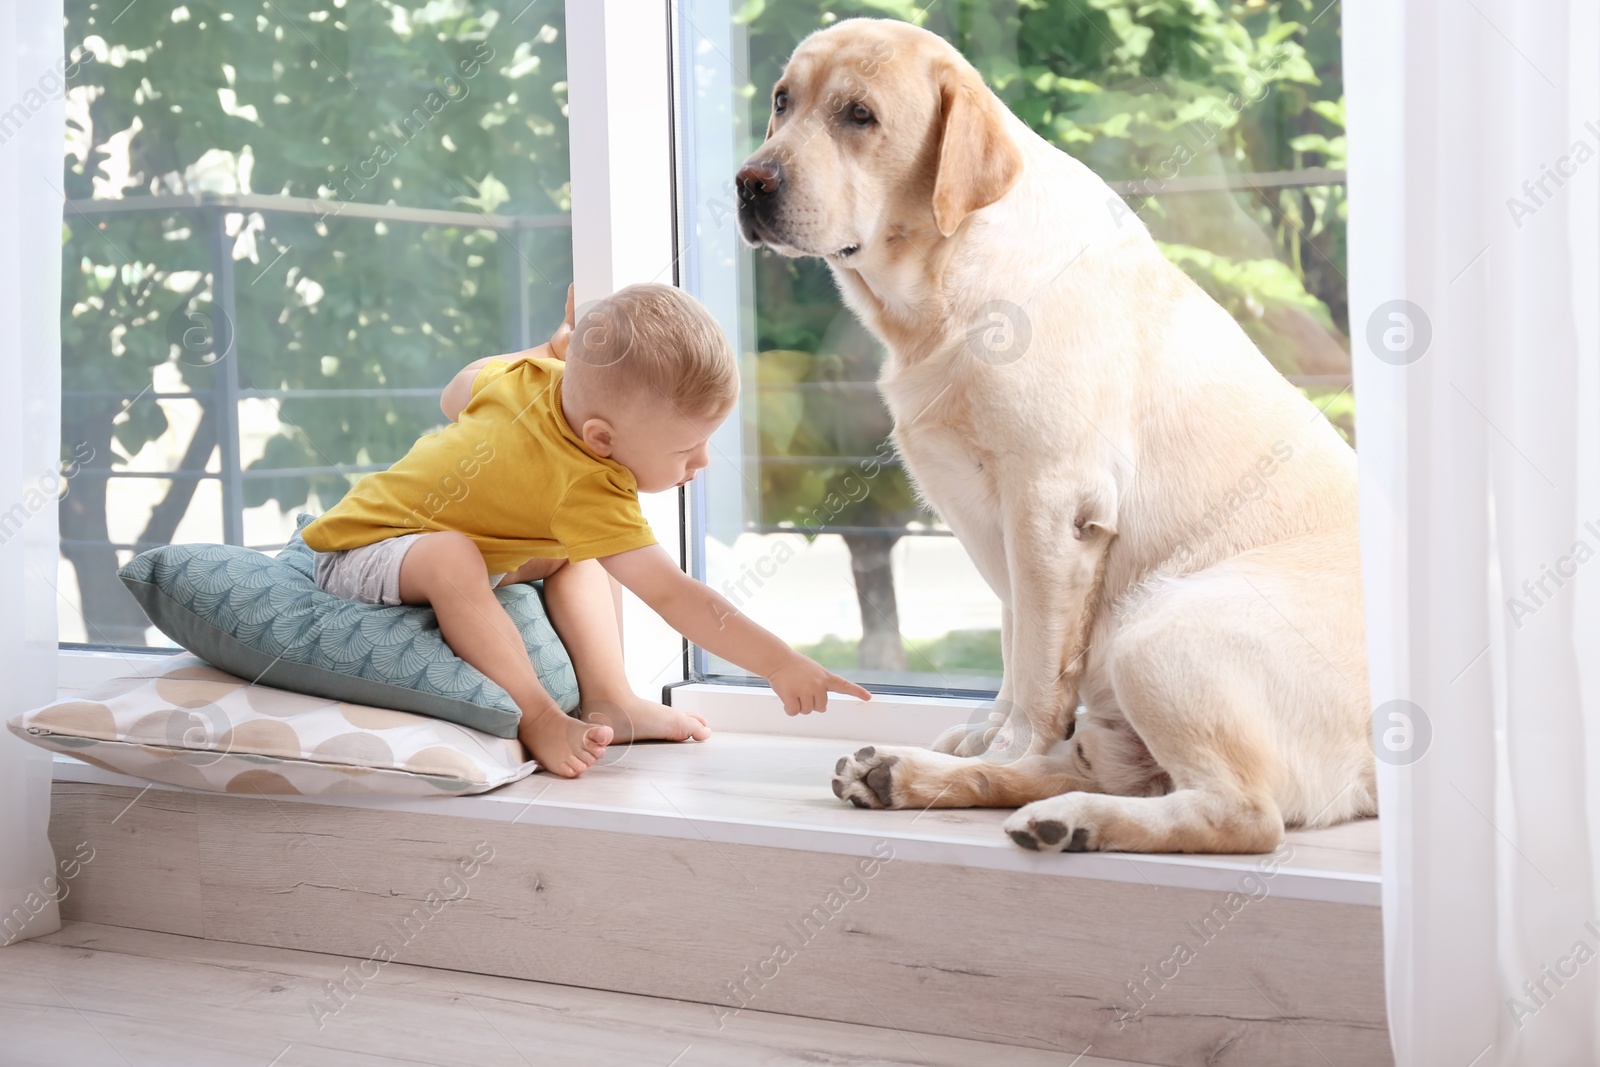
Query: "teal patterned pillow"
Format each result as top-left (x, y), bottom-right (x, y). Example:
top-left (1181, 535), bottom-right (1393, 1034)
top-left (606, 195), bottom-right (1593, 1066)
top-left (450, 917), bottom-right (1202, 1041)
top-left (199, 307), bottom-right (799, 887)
top-left (116, 515), bottom-right (577, 738)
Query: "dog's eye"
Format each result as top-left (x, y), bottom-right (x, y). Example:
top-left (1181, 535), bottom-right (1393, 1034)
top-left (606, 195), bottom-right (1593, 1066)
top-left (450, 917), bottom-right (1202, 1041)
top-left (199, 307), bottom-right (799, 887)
top-left (849, 103), bottom-right (874, 125)
top-left (774, 90), bottom-right (788, 114)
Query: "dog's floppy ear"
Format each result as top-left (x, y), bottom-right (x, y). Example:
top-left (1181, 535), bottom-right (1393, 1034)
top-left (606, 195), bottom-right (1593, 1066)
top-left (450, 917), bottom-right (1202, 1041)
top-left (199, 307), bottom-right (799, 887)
top-left (932, 62), bottom-right (1022, 238)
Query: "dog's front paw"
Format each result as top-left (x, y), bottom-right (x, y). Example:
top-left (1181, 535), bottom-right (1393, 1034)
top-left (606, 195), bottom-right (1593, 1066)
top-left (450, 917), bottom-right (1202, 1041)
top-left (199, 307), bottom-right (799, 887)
top-left (1002, 795), bottom-right (1102, 852)
top-left (831, 745), bottom-right (908, 809)
top-left (933, 703), bottom-right (1044, 759)
top-left (931, 721), bottom-right (991, 756)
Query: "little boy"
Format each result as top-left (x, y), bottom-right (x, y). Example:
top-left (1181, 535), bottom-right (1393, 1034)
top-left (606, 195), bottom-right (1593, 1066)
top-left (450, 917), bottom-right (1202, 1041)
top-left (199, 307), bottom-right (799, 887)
top-left (302, 283), bottom-right (870, 777)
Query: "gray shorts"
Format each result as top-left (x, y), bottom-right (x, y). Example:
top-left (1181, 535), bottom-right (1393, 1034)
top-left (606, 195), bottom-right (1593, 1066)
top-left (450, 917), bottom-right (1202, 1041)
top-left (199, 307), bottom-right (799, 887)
top-left (313, 534), bottom-right (506, 606)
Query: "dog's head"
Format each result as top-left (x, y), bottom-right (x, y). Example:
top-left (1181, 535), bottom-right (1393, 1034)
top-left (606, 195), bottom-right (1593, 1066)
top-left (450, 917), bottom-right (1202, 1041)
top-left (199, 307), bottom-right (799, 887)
top-left (736, 19), bottom-right (1022, 265)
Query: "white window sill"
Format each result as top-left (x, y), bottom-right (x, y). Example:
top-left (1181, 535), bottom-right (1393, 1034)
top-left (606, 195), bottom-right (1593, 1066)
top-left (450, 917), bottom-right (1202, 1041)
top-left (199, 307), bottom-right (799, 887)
top-left (48, 733), bottom-right (1381, 907)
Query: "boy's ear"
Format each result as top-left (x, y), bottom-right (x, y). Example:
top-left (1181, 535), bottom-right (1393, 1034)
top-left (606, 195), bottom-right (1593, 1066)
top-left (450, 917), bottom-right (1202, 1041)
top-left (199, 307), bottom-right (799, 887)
top-left (580, 417), bottom-right (616, 457)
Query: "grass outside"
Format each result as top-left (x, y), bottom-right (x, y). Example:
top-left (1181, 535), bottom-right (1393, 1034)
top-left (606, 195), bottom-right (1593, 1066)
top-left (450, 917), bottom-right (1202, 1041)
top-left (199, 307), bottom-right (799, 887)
top-left (796, 628), bottom-right (1002, 675)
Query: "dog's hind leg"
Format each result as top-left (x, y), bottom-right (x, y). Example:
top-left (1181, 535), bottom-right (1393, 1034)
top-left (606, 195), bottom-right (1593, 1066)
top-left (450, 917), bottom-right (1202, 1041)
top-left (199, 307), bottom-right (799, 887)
top-left (1002, 785), bottom-right (1284, 853)
top-left (1002, 566), bottom-right (1342, 854)
top-left (1000, 722), bottom-right (1285, 853)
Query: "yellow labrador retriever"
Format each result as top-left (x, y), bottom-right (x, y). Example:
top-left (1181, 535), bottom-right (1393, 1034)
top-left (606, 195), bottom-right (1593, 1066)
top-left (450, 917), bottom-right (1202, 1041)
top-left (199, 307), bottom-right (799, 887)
top-left (736, 19), bottom-right (1374, 853)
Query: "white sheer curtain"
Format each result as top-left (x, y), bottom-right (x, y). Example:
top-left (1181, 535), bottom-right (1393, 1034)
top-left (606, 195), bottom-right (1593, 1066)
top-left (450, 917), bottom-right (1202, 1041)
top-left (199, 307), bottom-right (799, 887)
top-left (0, 0), bottom-right (64, 947)
top-left (1348, 1), bottom-right (1600, 1063)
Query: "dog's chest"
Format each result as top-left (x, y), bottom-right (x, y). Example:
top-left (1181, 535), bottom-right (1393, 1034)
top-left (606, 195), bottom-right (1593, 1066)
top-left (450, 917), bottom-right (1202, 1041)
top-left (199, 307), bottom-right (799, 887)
top-left (881, 376), bottom-right (999, 526)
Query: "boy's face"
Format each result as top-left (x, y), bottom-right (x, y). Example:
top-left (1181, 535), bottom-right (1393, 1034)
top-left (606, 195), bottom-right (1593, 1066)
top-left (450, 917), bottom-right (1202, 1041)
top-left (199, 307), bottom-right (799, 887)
top-left (605, 401), bottom-right (727, 494)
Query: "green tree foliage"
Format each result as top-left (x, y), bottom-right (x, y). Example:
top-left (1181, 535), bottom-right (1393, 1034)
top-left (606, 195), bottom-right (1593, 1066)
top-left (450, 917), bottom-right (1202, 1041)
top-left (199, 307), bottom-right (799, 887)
top-left (60, 0), bottom-right (572, 643)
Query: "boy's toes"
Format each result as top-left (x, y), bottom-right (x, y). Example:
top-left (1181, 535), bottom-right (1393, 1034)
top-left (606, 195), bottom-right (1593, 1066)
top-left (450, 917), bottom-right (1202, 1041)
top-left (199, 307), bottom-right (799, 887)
top-left (583, 723), bottom-right (613, 755)
top-left (684, 712), bottom-right (711, 742)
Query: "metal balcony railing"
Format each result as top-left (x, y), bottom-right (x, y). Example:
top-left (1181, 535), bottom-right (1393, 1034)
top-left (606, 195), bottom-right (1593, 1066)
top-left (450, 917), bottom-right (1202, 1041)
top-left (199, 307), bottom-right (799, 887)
top-left (63, 193), bottom-right (570, 551)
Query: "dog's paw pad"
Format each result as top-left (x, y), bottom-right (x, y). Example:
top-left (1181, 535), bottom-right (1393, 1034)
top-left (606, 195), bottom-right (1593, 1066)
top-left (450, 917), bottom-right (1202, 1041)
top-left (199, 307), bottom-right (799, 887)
top-left (1002, 800), bottom-right (1102, 853)
top-left (831, 747), bottom-right (902, 809)
top-left (864, 761), bottom-right (895, 804)
top-left (1008, 829), bottom-right (1041, 851)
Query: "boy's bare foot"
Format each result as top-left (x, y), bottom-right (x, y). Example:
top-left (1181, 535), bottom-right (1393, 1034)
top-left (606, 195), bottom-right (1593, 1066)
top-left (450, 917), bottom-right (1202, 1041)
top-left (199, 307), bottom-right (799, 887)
top-left (580, 695), bottom-right (710, 743)
top-left (519, 706), bottom-right (612, 778)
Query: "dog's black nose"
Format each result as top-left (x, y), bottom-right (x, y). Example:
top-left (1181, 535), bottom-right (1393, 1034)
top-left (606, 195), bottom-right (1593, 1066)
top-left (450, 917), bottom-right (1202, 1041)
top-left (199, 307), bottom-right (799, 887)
top-left (736, 160), bottom-right (781, 201)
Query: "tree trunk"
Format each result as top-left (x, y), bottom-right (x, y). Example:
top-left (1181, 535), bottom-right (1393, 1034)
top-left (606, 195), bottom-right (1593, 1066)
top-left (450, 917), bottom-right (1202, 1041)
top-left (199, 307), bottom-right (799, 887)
top-left (59, 402), bottom-right (217, 647)
top-left (842, 532), bottom-right (906, 672)
top-left (60, 404), bottom-right (149, 645)
top-left (138, 403), bottom-right (217, 546)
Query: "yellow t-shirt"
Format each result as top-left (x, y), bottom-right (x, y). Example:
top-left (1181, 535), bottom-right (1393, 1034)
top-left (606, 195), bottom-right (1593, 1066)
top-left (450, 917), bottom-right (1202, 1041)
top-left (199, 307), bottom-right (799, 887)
top-left (301, 357), bottom-right (656, 571)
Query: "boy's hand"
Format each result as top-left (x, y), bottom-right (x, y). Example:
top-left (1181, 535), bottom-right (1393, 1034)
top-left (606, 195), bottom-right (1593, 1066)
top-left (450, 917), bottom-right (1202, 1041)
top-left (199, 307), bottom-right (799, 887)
top-left (769, 654), bottom-right (872, 716)
top-left (599, 546), bottom-right (871, 715)
top-left (549, 283), bottom-right (576, 361)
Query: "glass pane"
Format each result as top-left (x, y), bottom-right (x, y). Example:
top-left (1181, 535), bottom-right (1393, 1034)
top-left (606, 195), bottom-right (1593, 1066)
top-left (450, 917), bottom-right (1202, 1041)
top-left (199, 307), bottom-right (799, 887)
top-left (677, 1), bottom-right (1347, 692)
top-left (58, 1), bottom-right (572, 647)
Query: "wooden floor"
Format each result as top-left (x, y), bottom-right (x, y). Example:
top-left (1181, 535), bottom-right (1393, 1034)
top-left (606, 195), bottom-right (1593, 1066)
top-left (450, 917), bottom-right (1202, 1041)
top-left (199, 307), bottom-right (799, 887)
top-left (2, 922), bottom-right (1152, 1067)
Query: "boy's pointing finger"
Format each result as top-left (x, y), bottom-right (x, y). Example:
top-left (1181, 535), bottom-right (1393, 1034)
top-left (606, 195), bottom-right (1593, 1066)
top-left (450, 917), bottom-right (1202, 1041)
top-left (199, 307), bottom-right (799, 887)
top-left (828, 676), bottom-right (872, 702)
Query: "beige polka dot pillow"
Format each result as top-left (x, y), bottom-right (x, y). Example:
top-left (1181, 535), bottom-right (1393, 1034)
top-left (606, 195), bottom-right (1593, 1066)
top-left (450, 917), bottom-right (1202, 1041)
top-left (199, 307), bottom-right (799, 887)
top-left (8, 655), bottom-right (535, 797)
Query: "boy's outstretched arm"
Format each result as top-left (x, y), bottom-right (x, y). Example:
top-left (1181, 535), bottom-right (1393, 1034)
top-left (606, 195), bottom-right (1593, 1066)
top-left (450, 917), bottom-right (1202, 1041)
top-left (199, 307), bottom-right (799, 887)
top-left (601, 544), bottom-right (871, 715)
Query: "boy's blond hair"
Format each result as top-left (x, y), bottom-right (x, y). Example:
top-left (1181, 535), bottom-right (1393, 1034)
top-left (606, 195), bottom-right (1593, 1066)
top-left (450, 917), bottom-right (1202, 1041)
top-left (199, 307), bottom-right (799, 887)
top-left (564, 283), bottom-right (738, 418)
